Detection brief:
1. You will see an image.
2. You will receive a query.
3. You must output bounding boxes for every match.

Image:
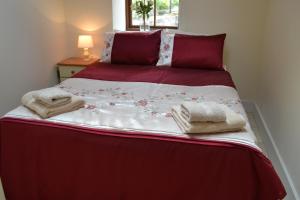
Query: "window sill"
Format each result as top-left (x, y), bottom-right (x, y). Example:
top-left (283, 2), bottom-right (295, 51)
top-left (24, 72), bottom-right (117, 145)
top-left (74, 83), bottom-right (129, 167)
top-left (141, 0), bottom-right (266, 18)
top-left (126, 26), bottom-right (178, 31)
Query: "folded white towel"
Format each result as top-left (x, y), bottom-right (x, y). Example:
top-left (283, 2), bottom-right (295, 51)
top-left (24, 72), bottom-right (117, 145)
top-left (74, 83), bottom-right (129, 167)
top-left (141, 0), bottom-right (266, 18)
top-left (181, 102), bottom-right (226, 122)
top-left (22, 90), bottom-right (85, 119)
top-left (32, 88), bottom-right (72, 107)
top-left (172, 105), bottom-right (246, 134)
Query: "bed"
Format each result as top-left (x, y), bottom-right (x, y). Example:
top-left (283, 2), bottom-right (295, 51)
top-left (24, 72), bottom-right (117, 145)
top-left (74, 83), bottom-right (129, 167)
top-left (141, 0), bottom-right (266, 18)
top-left (0, 62), bottom-right (286, 200)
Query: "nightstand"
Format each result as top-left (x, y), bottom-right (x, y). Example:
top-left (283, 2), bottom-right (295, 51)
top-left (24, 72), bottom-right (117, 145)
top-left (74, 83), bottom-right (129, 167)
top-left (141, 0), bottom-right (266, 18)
top-left (57, 57), bottom-right (99, 82)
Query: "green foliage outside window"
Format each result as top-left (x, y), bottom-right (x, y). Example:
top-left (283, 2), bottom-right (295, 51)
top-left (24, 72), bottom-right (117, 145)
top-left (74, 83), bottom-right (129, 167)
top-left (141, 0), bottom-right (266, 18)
top-left (157, 0), bottom-right (179, 11)
top-left (130, 0), bottom-right (180, 28)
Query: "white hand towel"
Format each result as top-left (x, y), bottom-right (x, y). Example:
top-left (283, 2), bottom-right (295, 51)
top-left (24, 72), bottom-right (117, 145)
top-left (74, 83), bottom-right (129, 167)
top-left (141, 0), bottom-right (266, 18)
top-left (181, 102), bottom-right (226, 122)
top-left (172, 105), bottom-right (246, 134)
top-left (32, 87), bottom-right (72, 107)
top-left (22, 91), bottom-right (85, 119)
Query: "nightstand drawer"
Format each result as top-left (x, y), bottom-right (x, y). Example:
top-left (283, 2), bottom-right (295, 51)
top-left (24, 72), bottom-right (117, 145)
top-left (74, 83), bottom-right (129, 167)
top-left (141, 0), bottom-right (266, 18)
top-left (58, 66), bottom-right (85, 78)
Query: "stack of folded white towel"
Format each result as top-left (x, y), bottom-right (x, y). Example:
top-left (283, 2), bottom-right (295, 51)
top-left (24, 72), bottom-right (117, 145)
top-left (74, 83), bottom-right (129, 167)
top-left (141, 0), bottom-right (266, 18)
top-left (21, 87), bottom-right (85, 119)
top-left (171, 102), bottom-right (246, 134)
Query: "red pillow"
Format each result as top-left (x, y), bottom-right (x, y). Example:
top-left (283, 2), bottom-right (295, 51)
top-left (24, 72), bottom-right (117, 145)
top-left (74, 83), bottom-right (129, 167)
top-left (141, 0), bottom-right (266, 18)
top-left (111, 30), bottom-right (161, 65)
top-left (171, 34), bottom-right (226, 70)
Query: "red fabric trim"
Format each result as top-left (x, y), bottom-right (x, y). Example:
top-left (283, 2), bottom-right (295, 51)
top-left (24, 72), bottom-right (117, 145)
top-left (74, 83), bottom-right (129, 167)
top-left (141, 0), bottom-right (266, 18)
top-left (73, 62), bottom-right (236, 88)
top-left (0, 117), bottom-right (286, 199)
top-left (111, 30), bottom-right (161, 65)
top-left (172, 34), bottom-right (226, 70)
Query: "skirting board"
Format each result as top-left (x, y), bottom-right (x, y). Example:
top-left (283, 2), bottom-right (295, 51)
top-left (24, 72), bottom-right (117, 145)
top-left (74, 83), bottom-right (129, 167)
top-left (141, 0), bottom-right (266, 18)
top-left (242, 101), bottom-right (299, 200)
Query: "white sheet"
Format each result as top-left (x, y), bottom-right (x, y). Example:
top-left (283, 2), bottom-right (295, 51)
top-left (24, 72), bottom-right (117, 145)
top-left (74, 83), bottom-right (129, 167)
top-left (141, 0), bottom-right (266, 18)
top-left (5, 78), bottom-right (259, 150)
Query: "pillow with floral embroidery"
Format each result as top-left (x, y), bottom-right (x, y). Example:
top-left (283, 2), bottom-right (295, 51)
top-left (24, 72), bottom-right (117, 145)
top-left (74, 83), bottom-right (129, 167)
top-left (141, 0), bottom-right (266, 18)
top-left (101, 32), bottom-right (115, 63)
top-left (156, 31), bottom-right (175, 66)
top-left (157, 29), bottom-right (199, 66)
top-left (111, 30), bottom-right (161, 65)
top-left (157, 30), bottom-right (226, 71)
top-left (101, 30), bottom-right (161, 65)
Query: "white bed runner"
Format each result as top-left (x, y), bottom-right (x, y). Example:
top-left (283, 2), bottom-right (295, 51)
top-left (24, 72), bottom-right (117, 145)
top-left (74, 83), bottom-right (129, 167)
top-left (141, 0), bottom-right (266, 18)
top-left (6, 78), bottom-right (259, 150)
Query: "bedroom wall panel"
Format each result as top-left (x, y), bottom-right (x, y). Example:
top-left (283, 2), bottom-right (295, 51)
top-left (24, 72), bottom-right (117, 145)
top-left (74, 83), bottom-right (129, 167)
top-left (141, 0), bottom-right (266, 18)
top-left (112, 0), bottom-right (126, 31)
top-left (63, 0), bottom-right (112, 58)
top-left (257, 0), bottom-right (300, 198)
top-left (179, 0), bottom-right (268, 101)
top-left (0, 0), bottom-right (67, 115)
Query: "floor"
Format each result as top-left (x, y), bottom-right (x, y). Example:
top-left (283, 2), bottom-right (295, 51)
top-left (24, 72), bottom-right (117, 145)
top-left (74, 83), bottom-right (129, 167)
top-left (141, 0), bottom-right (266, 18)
top-left (0, 110), bottom-right (295, 200)
top-left (246, 109), bottom-right (295, 200)
top-left (247, 112), bottom-right (267, 154)
top-left (0, 182), bottom-right (4, 200)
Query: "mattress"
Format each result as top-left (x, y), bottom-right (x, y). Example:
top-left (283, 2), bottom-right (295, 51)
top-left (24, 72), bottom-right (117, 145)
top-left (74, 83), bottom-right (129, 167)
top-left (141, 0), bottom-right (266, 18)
top-left (0, 63), bottom-right (286, 200)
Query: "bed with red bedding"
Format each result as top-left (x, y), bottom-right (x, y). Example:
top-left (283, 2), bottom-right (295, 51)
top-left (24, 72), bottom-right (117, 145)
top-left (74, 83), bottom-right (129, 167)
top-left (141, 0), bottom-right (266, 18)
top-left (0, 62), bottom-right (286, 200)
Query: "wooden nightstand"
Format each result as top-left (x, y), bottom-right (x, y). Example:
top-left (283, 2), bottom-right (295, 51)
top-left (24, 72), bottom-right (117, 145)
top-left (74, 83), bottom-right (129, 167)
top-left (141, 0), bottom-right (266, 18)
top-left (57, 57), bottom-right (99, 82)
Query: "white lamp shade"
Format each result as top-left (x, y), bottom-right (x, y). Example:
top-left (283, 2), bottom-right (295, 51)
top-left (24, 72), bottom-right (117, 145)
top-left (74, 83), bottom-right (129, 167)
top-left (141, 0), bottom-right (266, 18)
top-left (78, 35), bottom-right (94, 48)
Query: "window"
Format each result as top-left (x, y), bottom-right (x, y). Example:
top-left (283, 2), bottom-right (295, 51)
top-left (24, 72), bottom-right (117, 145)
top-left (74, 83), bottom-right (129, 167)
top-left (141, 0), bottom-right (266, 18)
top-left (126, 0), bottom-right (180, 30)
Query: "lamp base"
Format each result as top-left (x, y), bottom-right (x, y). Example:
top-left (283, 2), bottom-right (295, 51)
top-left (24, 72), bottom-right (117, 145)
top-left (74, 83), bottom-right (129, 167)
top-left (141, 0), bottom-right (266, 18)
top-left (83, 48), bottom-right (91, 61)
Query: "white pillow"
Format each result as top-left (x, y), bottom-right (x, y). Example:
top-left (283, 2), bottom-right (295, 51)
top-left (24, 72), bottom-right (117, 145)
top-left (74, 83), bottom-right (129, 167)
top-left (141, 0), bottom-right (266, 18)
top-left (156, 30), bottom-right (175, 66)
top-left (101, 32), bottom-right (115, 63)
top-left (157, 29), bottom-right (208, 66)
top-left (157, 29), bottom-right (226, 68)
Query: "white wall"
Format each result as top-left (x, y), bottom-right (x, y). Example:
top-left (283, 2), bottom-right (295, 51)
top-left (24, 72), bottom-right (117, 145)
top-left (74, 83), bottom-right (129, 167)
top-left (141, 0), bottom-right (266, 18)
top-left (0, 0), bottom-right (67, 115)
top-left (258, 0), bottom-right (300, 198)
top-left (63, 0), bottom-right (112, 58)
top-left (113, 0), bottom-right (126, 31)
top-left (179, 0), bottom-right (268, 100)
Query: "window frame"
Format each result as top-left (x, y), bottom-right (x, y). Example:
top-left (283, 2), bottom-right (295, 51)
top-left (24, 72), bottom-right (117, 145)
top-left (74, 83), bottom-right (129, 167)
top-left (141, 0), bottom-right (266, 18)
top-left (126, 0), bottom-right (179, 30)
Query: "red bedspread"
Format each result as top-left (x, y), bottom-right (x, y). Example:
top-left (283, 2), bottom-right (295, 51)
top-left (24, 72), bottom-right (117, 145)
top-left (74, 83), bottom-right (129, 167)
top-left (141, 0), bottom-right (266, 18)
top-left (0, 63), bottom-right (286, 200)
top-left (73, 62), bottom-right (236, 87)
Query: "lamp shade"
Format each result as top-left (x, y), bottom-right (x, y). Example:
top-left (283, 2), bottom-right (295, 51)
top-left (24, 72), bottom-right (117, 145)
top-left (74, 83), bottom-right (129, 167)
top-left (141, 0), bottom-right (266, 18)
top-left (78, 35), bottom-right (94, 48)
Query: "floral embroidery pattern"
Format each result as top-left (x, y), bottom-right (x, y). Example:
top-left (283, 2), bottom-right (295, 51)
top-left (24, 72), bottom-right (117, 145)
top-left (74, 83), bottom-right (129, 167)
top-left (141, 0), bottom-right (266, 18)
top-left (157, 31), bottom-right (175, 66)
top-left (101, 32), bottom-right (115, 63)
top-left (85, 104), bottom-right (97, 110)
top-left (164, 44), bottom-right (170, 51)
top-left (135, 99), bottom-right (148, 107)
top-left (57, 83), bottom-right (242, 120)
top-left (165, 113), bottom-right (173, 118)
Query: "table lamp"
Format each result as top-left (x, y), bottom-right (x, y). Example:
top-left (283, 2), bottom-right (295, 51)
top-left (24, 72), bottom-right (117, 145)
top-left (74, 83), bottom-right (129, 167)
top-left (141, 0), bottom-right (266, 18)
top-left (78, 35), bottom-right (94, 61)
